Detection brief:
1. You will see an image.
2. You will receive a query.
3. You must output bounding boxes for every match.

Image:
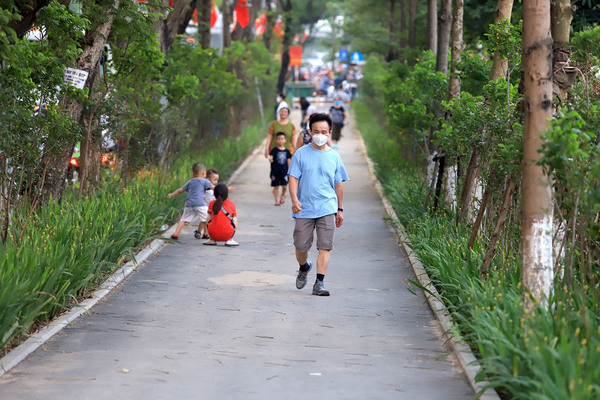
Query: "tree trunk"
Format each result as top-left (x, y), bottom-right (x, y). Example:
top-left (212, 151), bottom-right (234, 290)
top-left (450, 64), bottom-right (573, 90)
top-left (551, 0), bottom-right (576, 103)
top-left (408, 0), bottom-right (417, 49)
top-left (459, 0), bottom-right (514, 225)
top-left (489, 0), bottom-right (515, 80)
top-left (276, 0), bottom-right (293, 94)
top-left (441, 0), bottom-right (463, 211)
top-left (386, 0), bottom-right (397, 62)
top-left (199, 0), bottom-right (212, 49)
top-left (425, 156), bottom-right (440, 210)
top-left (263, 1), bottom-right (273, 51)
top-left (222, 0), bottom-right (232, 49)
top-left (457, 146), bottom-right (478, 224)
top-left (449, 0), bottom-right (464, 100)
top-left (467, 174), bottom-right (493, 250)
top-left (433, 152), bottom-right (445, 211)
top-left (481, 172), bottom-right (517, 276)
top-left (156, 0), bottom-right (196, 56)
top-left (435, 0), bottom-right (452, 73)
top-left (521, 0), bottom-right (554, 310)
top-left (427, 0), bottom-right (438, 54)
top-left (41, 0), bottom-right (120, 202)
top-left (400, 0), bottom-right (407, 51)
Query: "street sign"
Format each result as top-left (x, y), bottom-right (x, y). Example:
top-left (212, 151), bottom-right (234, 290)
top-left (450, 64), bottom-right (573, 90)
top-left (338, 49), bottom-right (348, 61)
top-left (350, 51), bottom-right (364, 64)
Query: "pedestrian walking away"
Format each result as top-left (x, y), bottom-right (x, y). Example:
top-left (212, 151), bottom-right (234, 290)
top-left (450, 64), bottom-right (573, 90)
top-left (204, 183), bottom-right (239, 246)
top-left (167, 163), bottom-right (214, 240)
top-left (288, 112), bottom-right (349, 296)
top-left (329, 96), bottom-right (348, 149)
top-left (268, 132), bottom-right (292, 206)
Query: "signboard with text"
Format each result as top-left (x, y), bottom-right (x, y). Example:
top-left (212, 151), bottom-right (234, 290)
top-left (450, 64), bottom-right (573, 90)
top-left (64, 68), bottom-right (89, 89)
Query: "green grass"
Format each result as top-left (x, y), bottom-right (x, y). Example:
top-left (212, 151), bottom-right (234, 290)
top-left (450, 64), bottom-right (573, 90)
top-left (0, 123), bottom-right (264, 353)
top-left (354, 99), bottom-right (600, 399)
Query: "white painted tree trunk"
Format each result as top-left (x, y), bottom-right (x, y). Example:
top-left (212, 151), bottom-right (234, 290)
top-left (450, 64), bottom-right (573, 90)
top-left (521, 0), bottom-right (554, 310)
top-left (553, 221), bottom-right (566, 279)
top-left (426, 153), bottom-right (436, 187)
top-left (443, 164), bottom-right (457, 211)
top-left (467, 178), bottom-right (483, 224)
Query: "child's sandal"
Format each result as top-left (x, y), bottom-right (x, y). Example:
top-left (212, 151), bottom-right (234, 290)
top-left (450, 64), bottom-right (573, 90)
top-left (194, 230), bottom-right (202, 239)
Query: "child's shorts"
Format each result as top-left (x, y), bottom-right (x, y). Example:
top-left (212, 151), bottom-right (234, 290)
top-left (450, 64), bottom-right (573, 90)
top-left (270, 173), bottom-right (289, 187)
top-left (181, 206), bottom-right (208, 223)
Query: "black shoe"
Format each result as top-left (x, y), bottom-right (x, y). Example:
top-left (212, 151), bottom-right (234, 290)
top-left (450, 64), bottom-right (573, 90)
top-left (296, 261), bottom-right (312, 289)
top-left (201, 234), bottom-right (210, 240)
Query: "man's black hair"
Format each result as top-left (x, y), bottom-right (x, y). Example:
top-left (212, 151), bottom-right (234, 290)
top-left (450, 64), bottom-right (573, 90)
top-left (309, 113), bottom-right (332, 130)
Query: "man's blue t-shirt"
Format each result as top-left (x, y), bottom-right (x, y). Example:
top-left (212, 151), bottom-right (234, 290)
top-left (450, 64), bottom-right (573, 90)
top-left (182, 178), bottom-right (212, 207)
top-left (288, 145), bottom-right (349, 219)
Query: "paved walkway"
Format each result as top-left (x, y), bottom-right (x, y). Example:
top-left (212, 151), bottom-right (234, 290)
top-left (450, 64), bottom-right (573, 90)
top-left (0, 108), bottom-right (473, 399)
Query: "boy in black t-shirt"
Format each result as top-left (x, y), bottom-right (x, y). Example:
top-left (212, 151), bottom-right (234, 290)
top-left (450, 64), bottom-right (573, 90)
top-left (268, 132), bottom-right (292, 206)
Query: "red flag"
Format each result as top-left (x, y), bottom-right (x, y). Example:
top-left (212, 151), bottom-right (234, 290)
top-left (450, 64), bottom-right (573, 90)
top-left (234, 0), bottom-right (249, 29)
top-left (192, 8), bottom-right (198, 24)
top-left (210, 1), bottom-right (217, 28)
top-left (255, 13), bottom-right (266, 36)
top-left (274, 20), bottom-right (284, 38)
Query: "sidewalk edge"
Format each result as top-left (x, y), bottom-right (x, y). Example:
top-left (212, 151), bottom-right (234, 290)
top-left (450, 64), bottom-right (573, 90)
top-left (352, 123), bottom-right (499, 400)
top-left (0, 140), bottom-right (265, 378)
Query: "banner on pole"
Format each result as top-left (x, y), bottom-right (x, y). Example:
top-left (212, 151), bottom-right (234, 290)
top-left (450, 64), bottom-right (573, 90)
top-left (289, 45), bottom-right (302, 67)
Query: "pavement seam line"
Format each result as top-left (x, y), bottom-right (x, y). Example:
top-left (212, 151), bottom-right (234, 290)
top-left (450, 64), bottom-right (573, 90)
top-left (351, 114), bottom-right (500, 400)
top-left (0, 139), bottom-right (267, 378)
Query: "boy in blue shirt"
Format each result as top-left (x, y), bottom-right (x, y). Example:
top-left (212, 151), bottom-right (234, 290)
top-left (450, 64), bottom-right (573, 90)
top-left (288, 113), bottom-right (349, 296)
top-left (167, 163), bottom-right (214, 240)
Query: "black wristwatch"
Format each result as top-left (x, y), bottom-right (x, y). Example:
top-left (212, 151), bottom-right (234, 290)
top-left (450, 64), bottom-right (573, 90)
top-left (338, 208), bottom-right (344, 212)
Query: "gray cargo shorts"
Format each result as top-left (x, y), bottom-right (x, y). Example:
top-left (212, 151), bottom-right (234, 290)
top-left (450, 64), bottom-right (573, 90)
top-left (293, 214), bottom-right (336, 252)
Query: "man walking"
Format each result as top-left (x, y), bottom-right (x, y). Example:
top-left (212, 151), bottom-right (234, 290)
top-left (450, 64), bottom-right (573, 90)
top-left (288, 113), bottom-right (349, 296)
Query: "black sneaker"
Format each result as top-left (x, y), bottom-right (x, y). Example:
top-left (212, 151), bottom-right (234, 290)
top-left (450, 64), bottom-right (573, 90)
top-left (312, 280), bottom-right (330, 296)
top-left (296, 261), bottom-right (312, 289)
top-left (201, 234), bottom-right (210, 240)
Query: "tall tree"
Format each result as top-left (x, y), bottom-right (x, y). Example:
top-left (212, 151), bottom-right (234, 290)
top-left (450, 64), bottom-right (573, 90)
top-left (198, 0), bottom-right (212, 49)
top-left (427, 0), bottom-right (437, 53)
top-left (521, 0), bottom-right (554, 309)
top-left (408, 0), bottom-right (417, 49)
top-left (41, 0), bottom-right (121, 201)
top-left (155, 0), bottom-right (196, 56)
top-left (551, 0), bottom-right (575, 102)
top-left (436, 0), bottom-right (452, 73)
top-left (386, 0), bottom-right (397, 62)
top-left (443, 0), bottom-right (464, 210)
top-left (222, 0), bottom-right (232, 48)
top-left (275, 0), bottom-right (293, 93)
top-left (489, 0), bottom-right (515, 80)
top-left (458, 0), bottom-right (514, 226)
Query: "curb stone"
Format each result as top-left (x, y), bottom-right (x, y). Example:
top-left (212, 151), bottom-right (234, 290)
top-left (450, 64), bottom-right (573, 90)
top-left (0, 139), bottom-right (266, 378)
top-left (352, 116), bottom-right (500, 400)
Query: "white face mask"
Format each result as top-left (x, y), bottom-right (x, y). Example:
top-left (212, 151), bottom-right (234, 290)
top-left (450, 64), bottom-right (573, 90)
top-left (312, 134), bottom-right (328, 146)
top-left (276, 96), bottom-right (282, 102)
